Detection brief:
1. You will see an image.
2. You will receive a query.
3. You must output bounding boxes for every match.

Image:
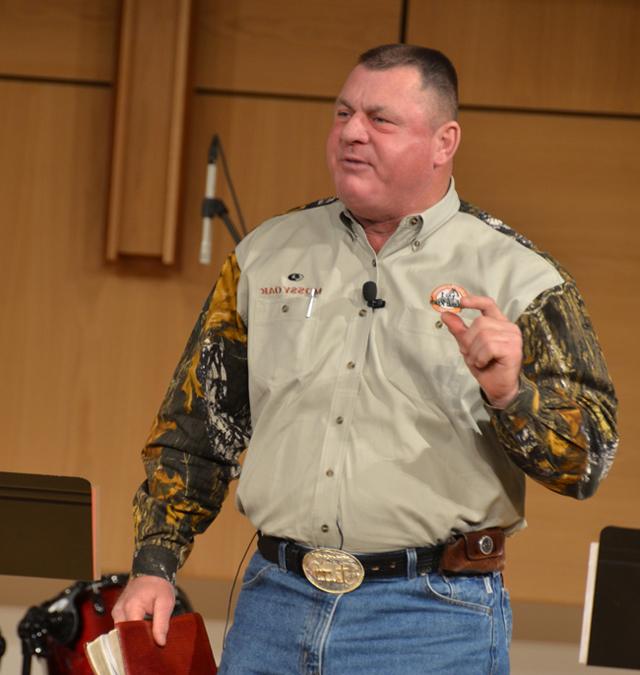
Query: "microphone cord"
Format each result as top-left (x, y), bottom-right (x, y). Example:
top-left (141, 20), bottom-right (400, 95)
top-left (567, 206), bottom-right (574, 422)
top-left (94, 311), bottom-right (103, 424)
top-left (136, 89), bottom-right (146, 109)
top-left (217, 138), bottom-right (248, 237)
top-left (222, 530), bottom-right (258, 648)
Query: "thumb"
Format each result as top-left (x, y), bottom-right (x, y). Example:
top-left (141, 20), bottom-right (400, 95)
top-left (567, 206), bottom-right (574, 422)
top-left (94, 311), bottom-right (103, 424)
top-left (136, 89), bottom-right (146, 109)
top-left (440, 311), bottom-right (467, 342)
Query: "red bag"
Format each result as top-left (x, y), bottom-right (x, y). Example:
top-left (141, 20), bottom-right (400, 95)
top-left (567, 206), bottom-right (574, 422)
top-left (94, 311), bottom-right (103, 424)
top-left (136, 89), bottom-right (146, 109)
top-left (18, 574), bottom-right (192, 675)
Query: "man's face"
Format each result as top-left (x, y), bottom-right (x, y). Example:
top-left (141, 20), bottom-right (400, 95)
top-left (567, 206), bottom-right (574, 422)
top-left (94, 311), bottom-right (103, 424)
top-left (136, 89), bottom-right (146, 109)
top-left (326, 64), bottom-right (446, 223)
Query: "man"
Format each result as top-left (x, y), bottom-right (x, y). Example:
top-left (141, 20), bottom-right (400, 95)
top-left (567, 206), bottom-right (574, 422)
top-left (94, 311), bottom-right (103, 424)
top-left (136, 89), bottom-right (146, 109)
top-left (113, 45), bottom-right (618, 673)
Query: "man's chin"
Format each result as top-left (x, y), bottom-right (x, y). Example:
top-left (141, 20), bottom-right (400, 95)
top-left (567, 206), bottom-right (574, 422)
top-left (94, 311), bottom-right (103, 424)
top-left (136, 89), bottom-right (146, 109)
top-left (337, 190), bottom-right (388, 222)
top-left (337, 182), bottom-right (376, 207)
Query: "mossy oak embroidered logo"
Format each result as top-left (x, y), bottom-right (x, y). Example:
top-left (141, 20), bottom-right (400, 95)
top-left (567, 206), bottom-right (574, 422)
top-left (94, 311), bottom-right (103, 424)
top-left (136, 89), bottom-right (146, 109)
top-left (260, 286), bottom-right (322, 296)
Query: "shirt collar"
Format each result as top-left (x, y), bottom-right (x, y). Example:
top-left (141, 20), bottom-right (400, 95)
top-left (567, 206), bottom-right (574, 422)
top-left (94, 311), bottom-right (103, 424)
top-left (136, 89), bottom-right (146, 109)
top-left (337, 177), bottom-right (461, 242)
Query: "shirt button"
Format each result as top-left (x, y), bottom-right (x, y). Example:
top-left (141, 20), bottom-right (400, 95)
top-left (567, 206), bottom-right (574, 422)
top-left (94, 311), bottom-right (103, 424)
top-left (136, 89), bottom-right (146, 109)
top-left (372, 259), bottom-right (377, 267)
top-left (435, 320), bottom-right (443, 329)
top-left (409, 216), bottom-right (421, 226)
top-left (336, 416), bottom-right (344, 424)
top-left (346, 361), bottom-right (356, 369)
top-left (281, 304), bottom-right (289, 312)
top-left (359, 308), bottom-right (367, 317)
top-left (326, 469), bottom-right (334, 477)
top-left (411, 239), bottom-right (422, 251)
top-left (321, 524), bottom-right (329, 533)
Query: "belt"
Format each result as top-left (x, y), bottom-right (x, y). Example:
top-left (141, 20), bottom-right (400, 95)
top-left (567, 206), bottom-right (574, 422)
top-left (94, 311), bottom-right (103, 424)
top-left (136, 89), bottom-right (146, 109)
top-left (257, 528), bottom-right (505, 593)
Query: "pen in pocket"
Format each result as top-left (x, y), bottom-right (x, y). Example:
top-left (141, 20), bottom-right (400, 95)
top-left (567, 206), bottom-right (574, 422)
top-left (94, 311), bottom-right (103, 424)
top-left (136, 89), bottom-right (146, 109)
top-left (305, 288), bottom-right (317, 318)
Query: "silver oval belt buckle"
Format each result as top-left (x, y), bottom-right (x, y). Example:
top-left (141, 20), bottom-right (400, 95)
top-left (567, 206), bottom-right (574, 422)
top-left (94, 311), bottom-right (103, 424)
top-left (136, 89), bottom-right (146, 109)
top-left (302, 548), bottom-right (365, 594)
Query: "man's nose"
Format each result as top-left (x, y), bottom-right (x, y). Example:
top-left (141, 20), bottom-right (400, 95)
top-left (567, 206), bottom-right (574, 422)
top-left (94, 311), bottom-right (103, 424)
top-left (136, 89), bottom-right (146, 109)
top-left (341, 113), bottom-right (369, 144)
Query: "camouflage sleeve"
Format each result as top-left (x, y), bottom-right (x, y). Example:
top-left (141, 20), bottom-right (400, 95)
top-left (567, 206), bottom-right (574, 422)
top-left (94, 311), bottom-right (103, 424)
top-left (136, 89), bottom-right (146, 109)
top-left (131, 252), bottom-right (250, 582)
top-left (489, 279), bottom-right (618, 499)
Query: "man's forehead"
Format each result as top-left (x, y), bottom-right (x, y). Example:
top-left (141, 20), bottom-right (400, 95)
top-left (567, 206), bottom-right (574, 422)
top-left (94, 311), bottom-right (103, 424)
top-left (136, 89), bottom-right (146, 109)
top-left (336, 64), bottom-right (429, 110)
top-left (343, 63), bottom-right (422, 85)
top-left (339, 64), bottom-right (423, 95)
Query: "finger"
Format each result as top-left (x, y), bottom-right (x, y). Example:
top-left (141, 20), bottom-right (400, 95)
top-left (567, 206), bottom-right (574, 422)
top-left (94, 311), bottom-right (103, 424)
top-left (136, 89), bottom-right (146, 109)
top-left (456, 316), bottom-right (508, 352)
top-left (151, 594), bottom-right (175, 646)
top-left (112, 590), bottom-right (141, 623)
top-left (460, 295), bottom-right (507, 321)
top-left (464, 341), bottom-right (498, 370)
top-left (464, 331), bottom-right (522, 370)
top-left (461, 320), bottom-right (520, 354)
top-left (112, 596), bottom-right (146, 623)
top-left (125, 603), bottom-right (147, 622)
top-left (111, 605), bottom-right (126, 623)
top-left (440, 311), bottom-right (467, 343)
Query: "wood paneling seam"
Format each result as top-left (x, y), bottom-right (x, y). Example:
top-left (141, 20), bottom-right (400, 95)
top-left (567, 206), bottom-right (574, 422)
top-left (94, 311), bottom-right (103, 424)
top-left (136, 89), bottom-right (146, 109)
top-left (0, 73), bottom-right (111, 88)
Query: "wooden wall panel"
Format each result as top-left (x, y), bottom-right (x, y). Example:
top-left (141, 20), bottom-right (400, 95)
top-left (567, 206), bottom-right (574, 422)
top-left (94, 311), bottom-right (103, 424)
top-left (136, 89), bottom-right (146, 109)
top-left (0, 0), bottom-right (119, 81)
top-left (408, 0), bottom-right (640, 115)
top-left (107, 0), bottom-right (192, 262)
top-left (0, 80), bottom-right (198, 576)
top-left (193, 0), bottom-right (402, 96)
top-left (454, 109), bottom-right (640, 603)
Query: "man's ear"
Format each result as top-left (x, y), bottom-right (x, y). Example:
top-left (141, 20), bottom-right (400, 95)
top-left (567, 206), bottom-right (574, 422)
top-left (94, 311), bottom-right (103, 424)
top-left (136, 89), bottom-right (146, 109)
top-left (434, 121), bottom-right (461, 166)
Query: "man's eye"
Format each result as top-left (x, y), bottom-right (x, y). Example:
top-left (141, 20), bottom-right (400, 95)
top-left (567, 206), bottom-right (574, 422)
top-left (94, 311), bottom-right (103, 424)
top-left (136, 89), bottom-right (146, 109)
top-left (336, 110), bottom-right (350, 119)
top-left (372, 116), bottom-right (389, 124)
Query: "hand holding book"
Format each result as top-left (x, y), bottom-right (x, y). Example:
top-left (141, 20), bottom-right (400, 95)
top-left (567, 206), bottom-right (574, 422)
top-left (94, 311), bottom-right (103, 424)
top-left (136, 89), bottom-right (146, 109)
top-left (111, 575), bottom-right (176, 646)
top-left (85, 612), bottom-right (217, 675)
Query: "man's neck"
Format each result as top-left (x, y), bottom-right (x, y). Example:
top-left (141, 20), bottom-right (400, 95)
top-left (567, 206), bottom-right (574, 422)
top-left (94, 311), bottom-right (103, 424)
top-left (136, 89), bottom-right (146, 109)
top-left (346, 175), bottom-right (453, 253)
top-left (357, 216), bottom-right (401, 253)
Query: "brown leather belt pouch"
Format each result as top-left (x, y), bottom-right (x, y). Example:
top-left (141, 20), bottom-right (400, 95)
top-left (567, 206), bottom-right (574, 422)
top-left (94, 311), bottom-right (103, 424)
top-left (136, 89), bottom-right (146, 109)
top-left (439, 528), bottom-right (505, 574)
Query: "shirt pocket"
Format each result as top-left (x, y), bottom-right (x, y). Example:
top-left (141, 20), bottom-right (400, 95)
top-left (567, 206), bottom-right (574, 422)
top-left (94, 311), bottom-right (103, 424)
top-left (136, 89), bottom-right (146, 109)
top-left (248, 296), bottom-right (318, 386)
top-left (382, 307), bottom-right (471, 403)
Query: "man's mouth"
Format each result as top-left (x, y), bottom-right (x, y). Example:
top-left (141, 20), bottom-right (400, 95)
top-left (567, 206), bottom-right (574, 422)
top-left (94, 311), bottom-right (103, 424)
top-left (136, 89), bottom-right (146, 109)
top-left (340, 155), bottom-right (370, 169)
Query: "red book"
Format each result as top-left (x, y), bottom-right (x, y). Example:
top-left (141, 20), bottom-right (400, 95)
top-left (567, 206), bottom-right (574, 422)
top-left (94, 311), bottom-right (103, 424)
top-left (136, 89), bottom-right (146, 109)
top-left (85, 612), bottom-right (217, 674)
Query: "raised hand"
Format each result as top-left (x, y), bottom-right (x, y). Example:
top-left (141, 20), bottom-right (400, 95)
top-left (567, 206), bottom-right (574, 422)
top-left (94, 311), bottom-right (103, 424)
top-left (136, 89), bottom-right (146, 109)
top-left (440, 295), bottom-right (522, 409)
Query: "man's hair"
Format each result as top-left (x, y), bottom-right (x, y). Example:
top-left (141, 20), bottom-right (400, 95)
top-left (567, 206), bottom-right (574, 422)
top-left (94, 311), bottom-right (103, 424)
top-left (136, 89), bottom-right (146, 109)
top-left (358, 44), bottom-right (459, 123)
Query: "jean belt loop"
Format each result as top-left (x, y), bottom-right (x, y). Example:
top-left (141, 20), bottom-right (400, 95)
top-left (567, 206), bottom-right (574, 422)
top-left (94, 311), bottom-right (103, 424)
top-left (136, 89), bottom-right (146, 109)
top-left (406, 548), bottom-right (418, 579)
top-left (278, 541), bottom-right (288, 571)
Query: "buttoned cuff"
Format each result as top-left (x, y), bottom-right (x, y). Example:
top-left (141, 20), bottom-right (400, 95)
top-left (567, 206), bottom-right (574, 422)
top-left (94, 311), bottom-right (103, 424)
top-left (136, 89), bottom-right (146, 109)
top-left (131, 544), bottom-right (179, 584)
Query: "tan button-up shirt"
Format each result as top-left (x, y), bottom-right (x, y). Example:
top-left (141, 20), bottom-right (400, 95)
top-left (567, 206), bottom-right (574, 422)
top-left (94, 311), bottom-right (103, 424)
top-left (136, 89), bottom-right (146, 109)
top-left (131, 182), bottom-right (618, 579)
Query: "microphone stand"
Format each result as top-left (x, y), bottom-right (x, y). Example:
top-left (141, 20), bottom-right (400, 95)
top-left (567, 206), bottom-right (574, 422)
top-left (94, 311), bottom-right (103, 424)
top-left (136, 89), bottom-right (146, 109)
top-left (199, 134), bottom-right (247, 264)
top-left (201, 196), bottom-right (242, 246)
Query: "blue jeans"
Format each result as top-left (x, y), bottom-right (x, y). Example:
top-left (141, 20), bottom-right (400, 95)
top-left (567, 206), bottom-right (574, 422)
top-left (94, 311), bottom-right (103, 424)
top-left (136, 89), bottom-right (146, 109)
top-left (219, 551), bottom-right (512, 674)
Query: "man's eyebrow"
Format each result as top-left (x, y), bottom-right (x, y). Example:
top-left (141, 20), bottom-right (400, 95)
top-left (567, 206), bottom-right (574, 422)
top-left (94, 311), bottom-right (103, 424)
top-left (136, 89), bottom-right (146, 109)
top-left (335, 97), bottom-right (353, 109)
top-left (335, 97), bottom-right (389, 115)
